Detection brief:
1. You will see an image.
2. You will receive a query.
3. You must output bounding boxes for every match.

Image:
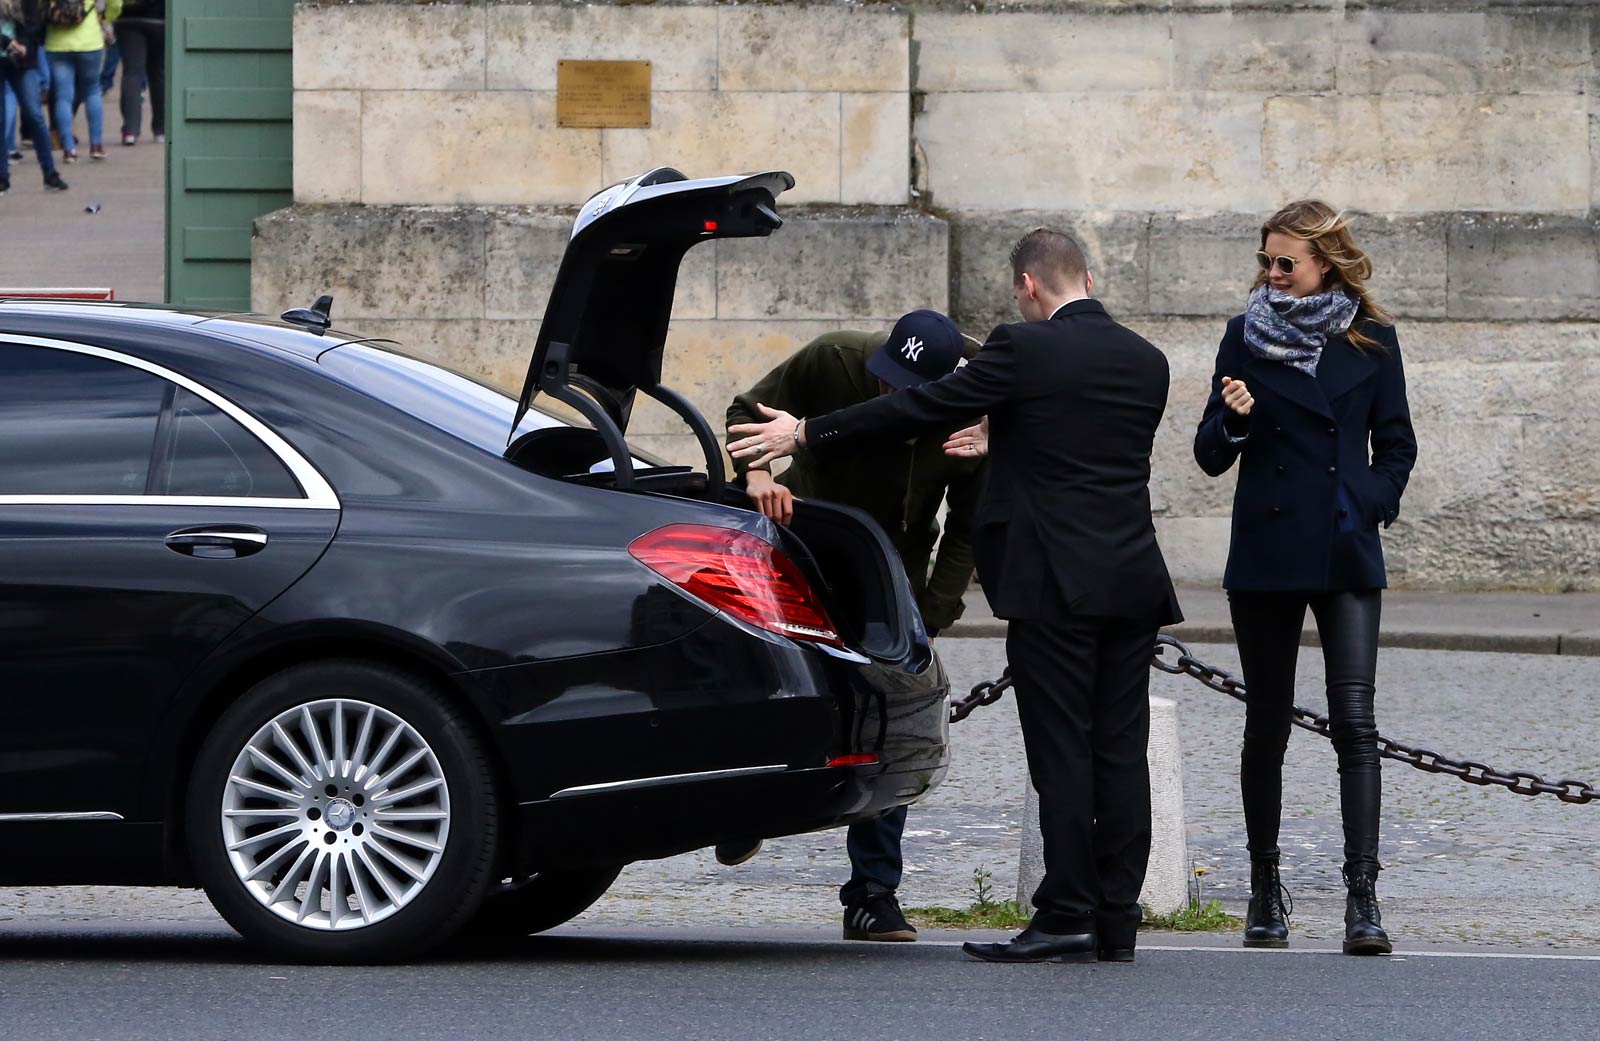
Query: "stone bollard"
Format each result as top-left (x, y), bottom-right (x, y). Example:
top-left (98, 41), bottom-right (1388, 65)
top-left (1017, 696), bottom-right (1189, 917)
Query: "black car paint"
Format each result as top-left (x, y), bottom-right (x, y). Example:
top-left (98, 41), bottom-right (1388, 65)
top-left (0, 305), bottom-right (949, 887)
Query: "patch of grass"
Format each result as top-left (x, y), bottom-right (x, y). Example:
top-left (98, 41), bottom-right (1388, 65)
top-left (1141, 898), bottom-right (1242, 932)
top-left (905, 866), bottom-right (1033, 930)
top-left (905, 900), bottom-right (1033, 930)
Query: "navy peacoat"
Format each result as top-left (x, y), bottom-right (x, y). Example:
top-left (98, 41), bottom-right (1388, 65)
top-left (1194, 315), bottom-right (1418, 592)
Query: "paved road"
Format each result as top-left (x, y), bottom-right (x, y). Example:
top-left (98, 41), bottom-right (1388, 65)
top-left (5, 642), bottom-right (1598, 951)
top-left (1, 924), bottom-right (1597, 1041)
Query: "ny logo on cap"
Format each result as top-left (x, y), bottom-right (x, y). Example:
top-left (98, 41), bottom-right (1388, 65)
top-left (901, 337), bottom-right (924, 361)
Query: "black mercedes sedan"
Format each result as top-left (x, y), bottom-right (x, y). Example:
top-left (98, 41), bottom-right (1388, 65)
top-left (0, 169), bottom-right (949, 962)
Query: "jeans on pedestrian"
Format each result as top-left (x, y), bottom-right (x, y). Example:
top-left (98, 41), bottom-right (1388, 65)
top-left (839, 804), bottom-right (907, 905)
top-left (3, 79), bottom-right (14, 152)
top-left (98, 42), bottom-right (119, 96)
top-left (1229, 589), bottom-right (1383, 874)
top-left (115, 23), bottom-right (163, 138)
top-left (0, 63), bottom-right (57, 181)
top-left (48, 49), bottom-right (104, 153)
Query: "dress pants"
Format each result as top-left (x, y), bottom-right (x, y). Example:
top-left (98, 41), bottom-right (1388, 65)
top-left (1006, 599), bottom-right (1156, 945)
top-left (1228, 589), bottom-right (1382, 873)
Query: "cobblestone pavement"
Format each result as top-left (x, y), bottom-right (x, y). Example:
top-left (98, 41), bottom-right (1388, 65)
top-left (3, 640), bottom-right (1597, 949)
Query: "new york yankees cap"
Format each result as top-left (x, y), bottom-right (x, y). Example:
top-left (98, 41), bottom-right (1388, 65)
top-left (867, 310), bottom-right (966, 390)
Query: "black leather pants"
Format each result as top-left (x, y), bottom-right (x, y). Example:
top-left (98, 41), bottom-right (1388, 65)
top-left (1229, 589), bottom-right (1383, 873)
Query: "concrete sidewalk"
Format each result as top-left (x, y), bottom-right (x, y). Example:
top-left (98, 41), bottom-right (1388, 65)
top-left (945, 585), bottom-right (1600, 655)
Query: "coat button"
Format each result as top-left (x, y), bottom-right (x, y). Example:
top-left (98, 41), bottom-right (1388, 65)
top-left (1272, 506), bottom-right (1282, 515)
top-left (1338, 508), bottom-right (1349, 518)
top-left (1327, 466), bottom-right (1336, 474)
top-left (1327, 426), bottom-right (1336, 434)
top-left (1276, 465), bottom-right (1286, 474)
top-left (1274, 426), bottom-right (1283, 434)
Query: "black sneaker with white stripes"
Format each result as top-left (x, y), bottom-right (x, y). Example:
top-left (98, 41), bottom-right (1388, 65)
top-left (842, 888), bottom-right (918, 942)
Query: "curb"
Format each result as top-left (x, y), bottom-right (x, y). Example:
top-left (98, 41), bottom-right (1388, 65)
top-left (942, 621), bottom-right (1600, 657)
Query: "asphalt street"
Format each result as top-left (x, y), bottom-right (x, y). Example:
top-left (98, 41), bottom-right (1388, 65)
top-left (1, 924), bottom-right (1598, 1041)
top-left (3, 641), bottom-right (1598, 1040)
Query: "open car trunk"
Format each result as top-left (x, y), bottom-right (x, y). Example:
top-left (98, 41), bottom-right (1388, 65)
top-left (507, 168), bottom-right (931, 668)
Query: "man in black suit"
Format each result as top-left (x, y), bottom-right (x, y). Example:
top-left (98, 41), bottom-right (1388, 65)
top-left (729, 229), bottom-right (1182, 963)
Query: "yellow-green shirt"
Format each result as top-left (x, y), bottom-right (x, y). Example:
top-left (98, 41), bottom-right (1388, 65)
top-left (45, 0), bottom-right (123, 53)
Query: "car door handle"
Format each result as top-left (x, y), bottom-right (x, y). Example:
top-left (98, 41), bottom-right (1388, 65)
top-left (165, 527), bottom-right (269, 559)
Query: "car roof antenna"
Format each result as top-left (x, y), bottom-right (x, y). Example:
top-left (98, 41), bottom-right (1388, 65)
top-left (281, 294), bottom-right (334, 335)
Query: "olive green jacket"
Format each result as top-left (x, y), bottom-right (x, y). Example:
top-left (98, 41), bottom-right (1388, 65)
top-left (726, 331), bottom-right (985, 631)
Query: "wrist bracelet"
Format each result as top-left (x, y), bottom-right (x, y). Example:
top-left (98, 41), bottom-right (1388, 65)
top-left (793, 419), bottom-right (804, 447)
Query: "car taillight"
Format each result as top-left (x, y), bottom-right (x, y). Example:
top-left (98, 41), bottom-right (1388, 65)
top-left (629, 523), bottom-right (843, 648)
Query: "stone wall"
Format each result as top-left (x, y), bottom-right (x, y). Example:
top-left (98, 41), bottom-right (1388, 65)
top-left (256, 0), bottom-right (1600, 590)
top-left (291, 3), bottom-right (909, 206)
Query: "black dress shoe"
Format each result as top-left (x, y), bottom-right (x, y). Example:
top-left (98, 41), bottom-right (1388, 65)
top-left (1097, 944), bottom-right (1136, 963)
top-left (962, 925), bottom-right (1098, 964)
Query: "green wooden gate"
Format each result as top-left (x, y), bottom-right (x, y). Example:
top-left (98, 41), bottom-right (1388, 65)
top-left (164, 0), bottom-right (294, 309)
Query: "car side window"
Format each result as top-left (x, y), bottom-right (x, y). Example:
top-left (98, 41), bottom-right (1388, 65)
top-left (0, 343), bottom-right (166, 495)
top-left (164, 388), bottom-right (302, 499)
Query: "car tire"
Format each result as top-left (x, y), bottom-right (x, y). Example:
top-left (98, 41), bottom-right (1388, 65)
top-left (186, 660), bottom-right (498, 963)
top-left (460, 865), bottom-right (624, 942)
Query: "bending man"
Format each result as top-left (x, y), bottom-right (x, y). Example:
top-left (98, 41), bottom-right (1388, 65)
top-left (720, 309), bottom-right (984, 944)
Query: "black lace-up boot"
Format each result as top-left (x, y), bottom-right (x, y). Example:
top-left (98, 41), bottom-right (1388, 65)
top-left (1342, 865), bottom-right (1392, 956)
top-left (1243, 857), bottom-right (1291, 948)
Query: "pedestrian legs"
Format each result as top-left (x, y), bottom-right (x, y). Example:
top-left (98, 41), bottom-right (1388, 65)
top-left (1088, 617), bottom-right (1157, 946)
top-left (117, 23), bottom-right (164, 140)
top-left (48, 49), bottom-right (104, 155)
top-left (1229, 590), bottom-right (1310, 861)
top-left (0, 64), bottom-right (58, 182)
top-left (840, 804), bottom-right (907, 905)
top-left (1309, 590), bottom-right (1383, 874)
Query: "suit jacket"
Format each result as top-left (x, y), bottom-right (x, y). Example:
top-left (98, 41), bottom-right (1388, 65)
top-left (806, 300), bottom-right (1182, 627)
top-left (1193, 315), bottom-right (1418, 592)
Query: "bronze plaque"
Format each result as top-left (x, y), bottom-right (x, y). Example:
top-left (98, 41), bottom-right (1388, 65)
top-left (557, 60), bottom-right (652, 129)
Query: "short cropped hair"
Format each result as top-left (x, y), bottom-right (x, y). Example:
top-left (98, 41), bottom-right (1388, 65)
top-left (1009, 228), bottom-right (1089, 293)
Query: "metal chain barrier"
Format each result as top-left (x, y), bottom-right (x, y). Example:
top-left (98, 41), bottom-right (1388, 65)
top-left (949, 634), bottom-right (1600, 806)
top-left (950, 668), bottom-right (1012, 724)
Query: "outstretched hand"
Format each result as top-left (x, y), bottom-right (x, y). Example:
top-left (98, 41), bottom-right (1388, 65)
top-left (728, 403), bottom-right (802, 470)
top-left (944, 417), bottom-right (989, 459)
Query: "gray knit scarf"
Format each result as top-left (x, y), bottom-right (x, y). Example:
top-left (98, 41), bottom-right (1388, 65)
top-left (1243, 285), bottom-right (1358, 376)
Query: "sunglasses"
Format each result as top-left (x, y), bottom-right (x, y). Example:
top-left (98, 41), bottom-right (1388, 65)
top-left (1256, 251), bottom-right (1304, 275)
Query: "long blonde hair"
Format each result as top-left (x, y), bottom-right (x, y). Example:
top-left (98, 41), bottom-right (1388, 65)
top-left (1253, 200), bottom-right (1392, 351)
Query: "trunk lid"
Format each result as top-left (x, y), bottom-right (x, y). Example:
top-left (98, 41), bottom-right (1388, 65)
top-left (510, 167), bottom-right (931, 671)
top-left (512, 168), bottom-right (793, 497)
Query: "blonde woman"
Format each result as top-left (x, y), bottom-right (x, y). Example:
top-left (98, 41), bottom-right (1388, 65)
top-left (1193, 201), bottom-right (1417, 956)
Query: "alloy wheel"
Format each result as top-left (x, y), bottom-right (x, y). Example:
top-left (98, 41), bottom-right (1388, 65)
top-left (219, 698), bottom-right (451, 931)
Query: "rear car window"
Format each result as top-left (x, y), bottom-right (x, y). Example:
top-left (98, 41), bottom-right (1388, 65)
top-left (164, 389), bottom-right (303, 499)
top-left (317, 342), bottom-right (563, 454)
top-left (316, 342), bottom-right (665, 470)
top-left (0, 343), bottom-right (165, 495)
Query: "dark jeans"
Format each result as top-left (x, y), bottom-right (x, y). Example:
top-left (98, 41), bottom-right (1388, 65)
top-left (839, 804), bottom-right (906, 905)
top-left (116, 22), bottom-right (164, 138)
top-left (0, 63), bottom-right (56, 180)
top-left (1005, 603), bottom-right (1156, 945)
top-left (1229, 589), bottom-right (1383, 874)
